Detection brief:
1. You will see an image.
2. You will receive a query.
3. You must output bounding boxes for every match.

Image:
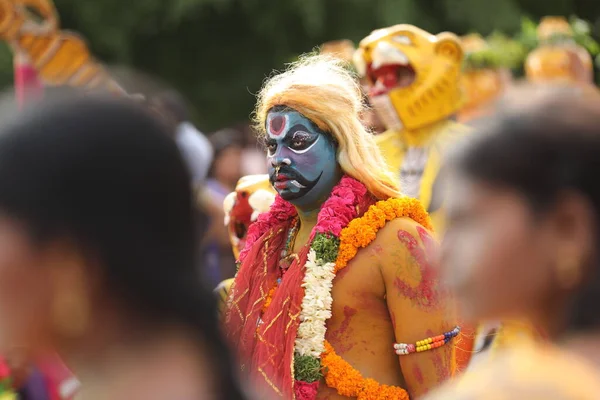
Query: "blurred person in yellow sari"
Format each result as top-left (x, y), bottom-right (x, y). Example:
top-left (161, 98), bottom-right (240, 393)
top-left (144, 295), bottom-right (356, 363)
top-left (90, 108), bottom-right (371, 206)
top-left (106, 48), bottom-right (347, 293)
top-left (426, 86), bottom-right (600, 399)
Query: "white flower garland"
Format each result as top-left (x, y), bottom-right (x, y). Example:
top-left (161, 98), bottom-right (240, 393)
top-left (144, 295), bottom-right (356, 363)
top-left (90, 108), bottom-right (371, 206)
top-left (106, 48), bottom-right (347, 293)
top-left (294, 249), bottom-right (336, 358)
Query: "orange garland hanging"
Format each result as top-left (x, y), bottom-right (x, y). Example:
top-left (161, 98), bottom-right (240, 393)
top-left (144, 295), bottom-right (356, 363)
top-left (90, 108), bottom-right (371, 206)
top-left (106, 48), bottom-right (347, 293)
top-left (335, 197), bottom-right (433, 272)
top-left (320, 196), bottom-right (432, 399)
top-left (322, 342), bottom-right (409, 400)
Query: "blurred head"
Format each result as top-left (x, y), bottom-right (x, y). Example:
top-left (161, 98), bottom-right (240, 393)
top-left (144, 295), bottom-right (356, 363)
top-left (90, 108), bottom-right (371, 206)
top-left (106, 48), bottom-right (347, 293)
top-left (537, 16), bottom-right (573, 41)
top-left (0, 95), bottom-right (243, 398)
top-left (525, 17), bottom-right (594, 85)
top-left (209, 128), bottom-right (243, 188)
top-left (525, 46), bottom-right (594, 85)
top-left (223, 175), bottom-right (275, 259)
top-left (442, 86), bottom-right (600, 336)
top-left (254, 55), bottom-right (401, 205)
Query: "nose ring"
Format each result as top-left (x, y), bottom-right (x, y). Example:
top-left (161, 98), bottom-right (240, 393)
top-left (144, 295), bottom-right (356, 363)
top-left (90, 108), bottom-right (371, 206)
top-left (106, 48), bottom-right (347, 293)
top-left (281, 158), bottom-right (291, 165)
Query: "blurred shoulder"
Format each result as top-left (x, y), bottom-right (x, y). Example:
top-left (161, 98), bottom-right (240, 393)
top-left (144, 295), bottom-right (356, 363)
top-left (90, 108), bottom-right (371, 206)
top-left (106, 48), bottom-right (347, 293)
top-left (424, 344), bottom-right (600, 400)
top-left (436, 120), bottom-right (471, 146)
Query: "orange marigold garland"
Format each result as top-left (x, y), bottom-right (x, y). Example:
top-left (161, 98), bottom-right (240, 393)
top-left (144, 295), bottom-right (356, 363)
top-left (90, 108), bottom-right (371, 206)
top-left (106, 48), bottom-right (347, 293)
top-left (318, 197), bottom-right (430, 399)
top-left (322, 342), bottom-right (409, 400)
top-left (250, 174), bottom-right (432, 399)
top-left (336, 197), bottom-right (432, 272)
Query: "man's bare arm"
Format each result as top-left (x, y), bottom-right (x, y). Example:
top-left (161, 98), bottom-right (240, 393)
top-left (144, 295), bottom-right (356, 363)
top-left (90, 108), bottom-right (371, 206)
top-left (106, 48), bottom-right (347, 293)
top-left (377, 217), bottom-right (457, 398)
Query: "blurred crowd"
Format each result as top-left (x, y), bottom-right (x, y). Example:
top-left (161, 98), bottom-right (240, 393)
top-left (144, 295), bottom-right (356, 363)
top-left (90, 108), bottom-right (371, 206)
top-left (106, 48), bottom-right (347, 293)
top-left (2, 3), bottom-right (600, 400)
top-left (150, 91), bottom-right (268, 287)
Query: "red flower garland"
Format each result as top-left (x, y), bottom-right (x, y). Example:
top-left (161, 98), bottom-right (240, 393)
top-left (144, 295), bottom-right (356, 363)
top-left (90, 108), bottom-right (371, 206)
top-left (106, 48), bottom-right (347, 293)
top-left (238, 175), bottom-right (370, 263)
top-left (228, 175), bottom-right (375, 398)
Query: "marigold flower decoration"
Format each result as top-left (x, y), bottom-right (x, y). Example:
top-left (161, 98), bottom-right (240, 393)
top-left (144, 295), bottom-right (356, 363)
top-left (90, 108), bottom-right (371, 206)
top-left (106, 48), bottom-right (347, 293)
top-left (253, 175), bottom-right (432, 400)
top-left (336, 197), bottom-right (432, 272)
top-left (316, 196), bottom-right (429, 399)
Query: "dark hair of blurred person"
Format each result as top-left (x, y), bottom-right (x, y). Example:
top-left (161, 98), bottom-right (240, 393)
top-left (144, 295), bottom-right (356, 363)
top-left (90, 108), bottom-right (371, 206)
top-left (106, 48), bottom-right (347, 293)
top-left (0, 95), bottom-right (246, 400)
top-left (201, 128), bottom-right (244, 286)
top-left (426, 86), bottom-right (600, 399)
top-left (152, 90), bottom-right (214, 187)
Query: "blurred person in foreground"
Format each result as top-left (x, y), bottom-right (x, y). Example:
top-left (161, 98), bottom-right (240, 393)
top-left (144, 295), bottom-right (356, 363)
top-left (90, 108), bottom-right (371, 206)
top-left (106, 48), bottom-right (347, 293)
top-left (152, 91), bottom-right (214, 187)
top-left (426, 87), bottom-right (600, 399)
top-left (0, 95), bottom-right (246, 400)
top-left (202, 129), bottom-right (244, 286)
top-left (224, 55), bottom-right (458, 399)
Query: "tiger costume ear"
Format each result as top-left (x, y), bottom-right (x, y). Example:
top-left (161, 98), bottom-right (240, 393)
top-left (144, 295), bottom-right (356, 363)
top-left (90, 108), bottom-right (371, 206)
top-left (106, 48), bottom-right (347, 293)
top-left (434, 33), bottom-right (464, 64)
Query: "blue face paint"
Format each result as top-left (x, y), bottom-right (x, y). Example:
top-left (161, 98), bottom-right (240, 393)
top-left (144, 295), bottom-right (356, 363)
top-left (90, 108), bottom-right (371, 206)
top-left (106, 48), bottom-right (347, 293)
top-left (266, 108), bottom-right (342, 209)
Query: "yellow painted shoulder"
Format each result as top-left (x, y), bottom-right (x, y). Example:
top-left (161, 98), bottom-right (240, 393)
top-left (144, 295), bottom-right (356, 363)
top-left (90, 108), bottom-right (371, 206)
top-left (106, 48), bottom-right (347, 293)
top-left (375, 215), bottom-right (431, 247)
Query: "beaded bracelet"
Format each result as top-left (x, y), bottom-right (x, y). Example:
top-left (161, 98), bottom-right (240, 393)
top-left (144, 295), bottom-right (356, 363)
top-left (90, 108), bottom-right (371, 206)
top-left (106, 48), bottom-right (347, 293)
top-left (393, 326), bottom-right (461, 355)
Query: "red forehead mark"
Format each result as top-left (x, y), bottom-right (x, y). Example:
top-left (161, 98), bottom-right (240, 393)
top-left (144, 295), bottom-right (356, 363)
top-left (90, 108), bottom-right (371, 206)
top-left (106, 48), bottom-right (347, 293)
top-left (269, 115), bottom-right (285, 136)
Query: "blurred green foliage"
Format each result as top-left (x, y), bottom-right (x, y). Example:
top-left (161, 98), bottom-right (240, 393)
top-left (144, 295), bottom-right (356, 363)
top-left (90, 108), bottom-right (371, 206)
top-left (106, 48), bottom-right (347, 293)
top-left (463, 15), bottom-right (600, 77)
top-left (2, 0), bottom-right (599, 130)
top-left (463, 32), bottom-right (529, 71)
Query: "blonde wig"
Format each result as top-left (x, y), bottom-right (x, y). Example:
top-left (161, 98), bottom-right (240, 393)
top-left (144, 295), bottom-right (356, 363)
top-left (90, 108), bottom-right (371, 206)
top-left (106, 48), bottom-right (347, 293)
top-left (254, 55), bottom-right (401, 200)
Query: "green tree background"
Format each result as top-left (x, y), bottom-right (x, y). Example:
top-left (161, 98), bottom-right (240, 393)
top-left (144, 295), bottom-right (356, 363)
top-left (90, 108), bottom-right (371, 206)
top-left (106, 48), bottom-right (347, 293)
top-left (1, 0), bottom-right (598, 131)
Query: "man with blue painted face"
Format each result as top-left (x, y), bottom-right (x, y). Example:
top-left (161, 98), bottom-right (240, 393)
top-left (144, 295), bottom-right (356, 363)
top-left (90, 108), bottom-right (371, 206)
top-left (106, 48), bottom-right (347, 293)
top-left (266, 106), bottom-right (341, 209)
top-left (224, 56), bottom-right (459, 400)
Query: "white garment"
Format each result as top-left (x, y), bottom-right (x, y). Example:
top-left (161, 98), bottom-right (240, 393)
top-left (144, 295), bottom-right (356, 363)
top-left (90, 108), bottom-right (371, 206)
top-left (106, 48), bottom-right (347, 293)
top-left (400, 146), bottom-right (428, 199)
top-left (175, 122), bottom-right (214, 186)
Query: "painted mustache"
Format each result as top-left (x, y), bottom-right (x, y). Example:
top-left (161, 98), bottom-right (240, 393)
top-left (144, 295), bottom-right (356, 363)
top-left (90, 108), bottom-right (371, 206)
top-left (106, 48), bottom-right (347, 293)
top-left (269, 167), bottom-right (322, 191)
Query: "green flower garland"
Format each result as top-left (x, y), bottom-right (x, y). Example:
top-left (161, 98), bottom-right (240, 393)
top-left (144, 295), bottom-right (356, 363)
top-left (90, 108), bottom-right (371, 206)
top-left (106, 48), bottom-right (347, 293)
top-left (310, 233), bottom-right (339, 264)
top-left (294, 354), bottom-right (323, 383)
